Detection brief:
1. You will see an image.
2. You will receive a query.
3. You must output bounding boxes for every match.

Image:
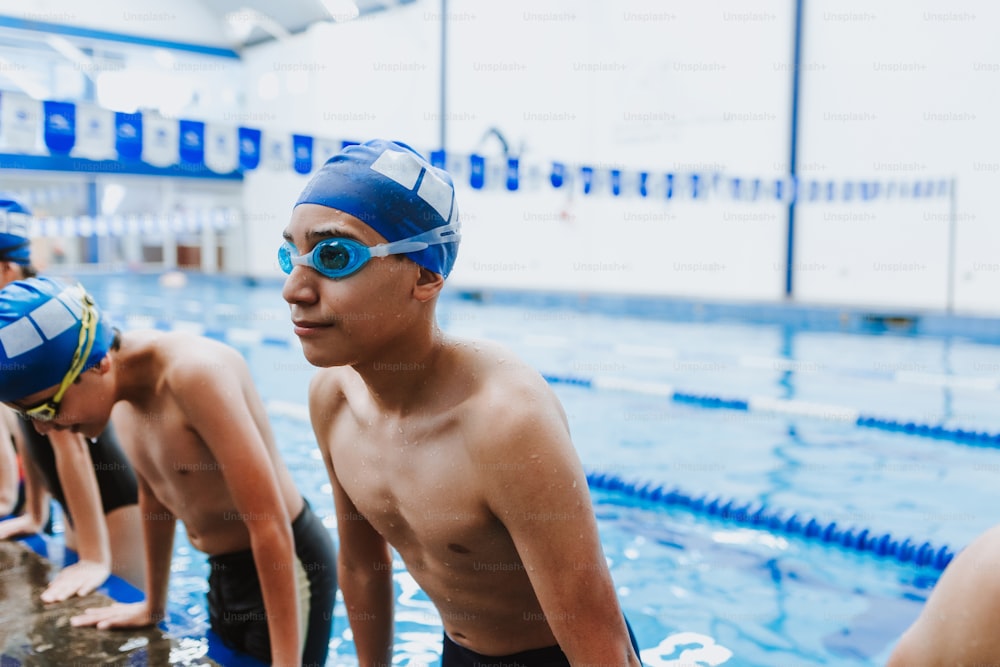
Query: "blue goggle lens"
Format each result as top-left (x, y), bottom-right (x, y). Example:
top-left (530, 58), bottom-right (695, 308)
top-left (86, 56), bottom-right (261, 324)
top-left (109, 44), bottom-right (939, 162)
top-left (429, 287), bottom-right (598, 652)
top-left (279, 238), bottom-right (371, 279)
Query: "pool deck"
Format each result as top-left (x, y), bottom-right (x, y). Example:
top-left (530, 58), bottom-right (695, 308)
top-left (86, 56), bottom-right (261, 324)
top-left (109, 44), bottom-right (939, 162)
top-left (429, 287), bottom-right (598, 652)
top-left (0, 540), bottom-right (222, 666)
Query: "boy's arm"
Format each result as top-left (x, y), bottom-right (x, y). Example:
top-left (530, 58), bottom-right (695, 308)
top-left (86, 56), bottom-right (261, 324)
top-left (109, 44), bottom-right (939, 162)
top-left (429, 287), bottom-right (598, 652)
top-left (178, 362), bottom-right (300, 667)
top-left (0, 418), bottom-right (50, 539)
top-left (0, 410), bottom-right (19, 515)
top-left (71, 475), bottom-right (175, 628)
top-left (480, 377), bottom-right (641, 667)
top-left (311, 373), bottom-right (393, 667)
top-left (41, 429), bottom-right (111, 602)
top-left (329, 448), bottom-right (394, 667)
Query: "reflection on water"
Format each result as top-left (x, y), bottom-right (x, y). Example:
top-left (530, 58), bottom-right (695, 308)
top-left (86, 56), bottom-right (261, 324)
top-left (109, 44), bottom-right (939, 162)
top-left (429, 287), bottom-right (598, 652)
top-left (0, 541), bottom-right (221, 666)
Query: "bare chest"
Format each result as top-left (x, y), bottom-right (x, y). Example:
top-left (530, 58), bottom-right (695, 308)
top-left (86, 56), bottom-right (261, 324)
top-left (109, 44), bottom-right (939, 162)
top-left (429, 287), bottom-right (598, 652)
top-left (331, 421), bottom-right (506, 560)
top-left (115, 403), bottom-right (229, 517)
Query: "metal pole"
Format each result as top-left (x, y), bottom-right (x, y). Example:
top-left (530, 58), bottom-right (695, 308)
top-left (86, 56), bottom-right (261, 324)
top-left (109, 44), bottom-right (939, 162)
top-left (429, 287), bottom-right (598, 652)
top-left (439, 0), bottom-right (447, 151)
top-left (785, 0), bottom-right (805, 299)
top-left (946, 177), bottom-right (957, 314)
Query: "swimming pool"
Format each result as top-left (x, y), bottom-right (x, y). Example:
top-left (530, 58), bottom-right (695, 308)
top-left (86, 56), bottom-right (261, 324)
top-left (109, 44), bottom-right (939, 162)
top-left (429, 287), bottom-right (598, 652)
top-left (47, 270), bottom-right (1000, 665)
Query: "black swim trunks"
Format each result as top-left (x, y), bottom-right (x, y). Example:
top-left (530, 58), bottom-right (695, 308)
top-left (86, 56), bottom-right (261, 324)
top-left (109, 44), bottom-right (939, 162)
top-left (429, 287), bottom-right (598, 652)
top-left (206, 499), bottom-right (337, 667)
top-left (18, 420), bottom-right (137, 524)
top-left (441, 616), bottom-right (641, 667)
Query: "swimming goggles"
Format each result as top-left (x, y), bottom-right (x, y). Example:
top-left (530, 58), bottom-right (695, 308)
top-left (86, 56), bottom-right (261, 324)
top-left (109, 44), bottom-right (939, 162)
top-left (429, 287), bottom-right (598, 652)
top-left (14, 290), bottom-right (98, 422)
top-left (278, 222), bottom-right (460, 280)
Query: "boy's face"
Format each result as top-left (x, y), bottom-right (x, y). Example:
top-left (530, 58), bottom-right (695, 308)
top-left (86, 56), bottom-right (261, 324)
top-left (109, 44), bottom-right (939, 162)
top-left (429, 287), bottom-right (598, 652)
top-left (8, 369), bottom-right (113, 439)
top-left (281, 204), bottom-right (421, 368)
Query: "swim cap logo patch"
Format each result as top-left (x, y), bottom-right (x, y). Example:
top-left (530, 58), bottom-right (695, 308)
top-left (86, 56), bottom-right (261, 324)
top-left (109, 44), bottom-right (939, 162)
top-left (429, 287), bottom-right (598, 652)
top-left (0, 287), bottom-right (80, 359)
top-left (370, 149), bottom-right (455, 224)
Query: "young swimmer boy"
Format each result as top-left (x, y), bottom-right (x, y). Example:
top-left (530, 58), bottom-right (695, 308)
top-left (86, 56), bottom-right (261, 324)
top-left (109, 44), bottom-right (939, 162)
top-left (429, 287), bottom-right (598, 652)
top-left (0, 197), bottom-right (144, 599)
top-left (0, 277), bottom-right (337, 667)
top-left (280, 139), bottom-right (642, 666)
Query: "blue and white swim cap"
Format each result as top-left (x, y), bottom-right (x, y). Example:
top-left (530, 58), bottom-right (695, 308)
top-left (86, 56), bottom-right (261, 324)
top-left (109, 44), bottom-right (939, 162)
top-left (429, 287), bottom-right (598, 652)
top-left (0, 198), bottom-right (32, 265)
top-left (0, 277), bottom-right (115, 402)
top-left (294, 139), bottom-right (461, 277)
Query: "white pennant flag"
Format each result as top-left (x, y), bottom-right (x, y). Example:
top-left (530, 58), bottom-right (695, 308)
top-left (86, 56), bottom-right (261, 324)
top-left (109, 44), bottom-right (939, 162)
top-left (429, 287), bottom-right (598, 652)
top-left (71, 103), bottom-right (116, 160)
top-left (204, 123), bottom-right (239, 174)
top-left (313, 137), bottom-right (342, 166)
top-left (261, 131), bottom-right (292, 171)
top-left (0, 91), bottom-right (42, 153)
top-left (142, 114), bottom-right (179, 167)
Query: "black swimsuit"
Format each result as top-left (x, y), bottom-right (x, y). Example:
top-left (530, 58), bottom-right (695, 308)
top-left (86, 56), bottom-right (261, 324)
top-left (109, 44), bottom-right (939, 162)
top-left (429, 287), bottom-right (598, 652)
top-left (17, 420), bottom-right (138, 525)
top-left (206, 499), bottom-right (338, 667)
top-left (441, 615), bottom-right (641, 667)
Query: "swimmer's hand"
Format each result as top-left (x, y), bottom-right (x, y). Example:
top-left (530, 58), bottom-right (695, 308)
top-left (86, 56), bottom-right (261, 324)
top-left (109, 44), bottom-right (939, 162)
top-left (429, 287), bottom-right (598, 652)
top-left (70, 601), bottom-right (160, 629)
top-left (0, 514), bottom-right (42, 540)
top-left (41, 560), bottom-right (111, 603)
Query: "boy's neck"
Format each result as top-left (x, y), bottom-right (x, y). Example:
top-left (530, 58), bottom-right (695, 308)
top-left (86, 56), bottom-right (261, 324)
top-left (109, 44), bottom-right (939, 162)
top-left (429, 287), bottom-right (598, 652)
top-left (352, 326), bottom-right (447, 413)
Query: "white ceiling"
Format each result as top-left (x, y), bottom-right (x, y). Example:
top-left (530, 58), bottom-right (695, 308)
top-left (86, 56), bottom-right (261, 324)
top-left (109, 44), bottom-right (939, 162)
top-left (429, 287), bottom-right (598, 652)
top-left (197, 0), bottom-right (412, 46)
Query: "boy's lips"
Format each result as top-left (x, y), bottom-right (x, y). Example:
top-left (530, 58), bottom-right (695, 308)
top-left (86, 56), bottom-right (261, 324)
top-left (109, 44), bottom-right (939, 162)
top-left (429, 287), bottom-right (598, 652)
top-left (292, 319), bottom-right (333, 336)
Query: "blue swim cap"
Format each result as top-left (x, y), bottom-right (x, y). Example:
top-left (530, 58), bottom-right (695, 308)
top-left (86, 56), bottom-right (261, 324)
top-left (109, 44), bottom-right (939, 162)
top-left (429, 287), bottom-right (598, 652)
top-left (294, 139), bottom-right (461, 277)
top-left (0, 277), bottom-right (115, 402)
top-left (0, 198), bottom-right (32, 265)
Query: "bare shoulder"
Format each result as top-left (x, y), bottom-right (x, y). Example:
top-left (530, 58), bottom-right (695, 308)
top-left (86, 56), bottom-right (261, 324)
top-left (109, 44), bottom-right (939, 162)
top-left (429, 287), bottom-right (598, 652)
top-left (158, 332), bottom-right (246, 383)
top-left (308, 367), bottom-right (353, 431)
top-left (449, 337), bottom-right (569, 453)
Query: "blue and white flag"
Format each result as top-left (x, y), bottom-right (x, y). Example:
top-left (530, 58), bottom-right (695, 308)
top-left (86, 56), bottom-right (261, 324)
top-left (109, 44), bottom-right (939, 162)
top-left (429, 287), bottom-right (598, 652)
top-left (292, 134), bottom-right (314, 174)
top-left (580, 166), bottom-right (594, 195)
top-left (72, 104), bottom-right (115, 160)
top-left (550, 162), bottom-right (566, 189)
top-left (261, 131), bottom-right (291, 171)
top-left (469, 154), bottom-right (485, 189)
top-left (505, 157), bottom-right (519, 191)
top-left (179, 120), bottom-right (205, 167)
top-left (314, 138), bottom-right (341, 166)
top-left (204, 124), bottom-right (238, 174)
top-left (238, 127), bottom-right (261, 171)
top-left (610, 169), bottom-right (622, 197)
top-left (43, 101), bottom-right (75, 155)
top-left (115, 112), bottom-right (143, 161)
top-left (430, 149), bottom-right (446, 170)
top-left (0, 91), bottom-right (41, 153)
top-left (142, 114), bottom-right (179, 167)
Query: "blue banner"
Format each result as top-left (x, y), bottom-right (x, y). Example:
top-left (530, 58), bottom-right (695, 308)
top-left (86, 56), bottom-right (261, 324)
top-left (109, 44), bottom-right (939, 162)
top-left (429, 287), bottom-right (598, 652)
top-left (238, 127), bottom-right (261, 171)
top-left (469, 154), bottom-right (485, 189)
top-left (580, 166), bottom-right (594, 195)
top-left (292, 134), bottom-right (313, 174)
top-left (430, 149), bottom-right (446, 169)
top-left (115, 112), bottom-right (143, 161)
top-left (43, 101), bottom-right (76, 155)
top-left (550, 162), bottom-right (565, 188)
top-left (179, 120), bottom-right (205, 166)
top-left (610, 169), bottom-right (621, 196)
top-left (505, 157), bottom-right (519, 191)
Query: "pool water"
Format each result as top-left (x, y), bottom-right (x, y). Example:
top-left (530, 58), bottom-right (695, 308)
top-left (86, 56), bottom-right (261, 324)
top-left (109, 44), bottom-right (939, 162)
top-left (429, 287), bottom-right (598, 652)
top-left (51, 271), bottom-right (1000, 666)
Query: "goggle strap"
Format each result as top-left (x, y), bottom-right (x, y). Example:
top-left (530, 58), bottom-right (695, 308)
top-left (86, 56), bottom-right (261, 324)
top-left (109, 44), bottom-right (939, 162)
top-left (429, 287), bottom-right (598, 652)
top-left (370, 222), bottom-right (462, 257)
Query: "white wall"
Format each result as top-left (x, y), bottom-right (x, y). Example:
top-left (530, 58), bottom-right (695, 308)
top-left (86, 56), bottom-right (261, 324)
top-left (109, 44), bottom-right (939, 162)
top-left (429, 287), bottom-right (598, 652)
top-left (795, 0), bottom-right (999, 313)
top-left (7, 0), bottom-right (996, 315)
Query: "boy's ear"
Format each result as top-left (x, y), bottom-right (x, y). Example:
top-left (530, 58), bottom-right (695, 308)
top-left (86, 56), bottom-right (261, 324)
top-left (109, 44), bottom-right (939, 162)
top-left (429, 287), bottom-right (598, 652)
top-left (94, 355), bottom-right (112, 375)
top-left (413, 267), bottom-right (445, 302)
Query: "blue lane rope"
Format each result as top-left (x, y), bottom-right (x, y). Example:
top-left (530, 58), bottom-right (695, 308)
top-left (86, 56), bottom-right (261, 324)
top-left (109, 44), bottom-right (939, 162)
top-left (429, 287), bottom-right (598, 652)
top-left (120, 319), bottom-right (1000, 448)
top-left (543, 373), bottom-right (1000, 448)
top-left (585, 470), bottom-right (958, 571)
